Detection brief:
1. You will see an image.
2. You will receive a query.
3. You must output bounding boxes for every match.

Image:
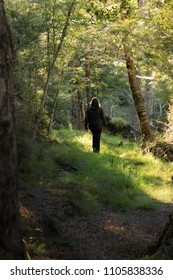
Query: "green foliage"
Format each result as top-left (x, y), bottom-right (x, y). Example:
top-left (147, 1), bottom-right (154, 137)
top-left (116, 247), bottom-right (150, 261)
top-left (113, 117), bottom-right (126, 124)
top-left (5, 0), bottom-right (173, 139)
top-left (52, 94), bottom-right (72, 129)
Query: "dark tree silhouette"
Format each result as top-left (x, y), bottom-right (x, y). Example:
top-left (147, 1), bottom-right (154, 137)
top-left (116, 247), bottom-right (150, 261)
top-left (0, 0), bottom-right (25, 259)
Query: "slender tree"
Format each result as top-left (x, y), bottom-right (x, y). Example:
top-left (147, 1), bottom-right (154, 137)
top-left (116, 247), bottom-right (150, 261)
top-left (122, 0), bottom-right (153, 144)
top-left (0, 0), bottom-right (25, 259)
top-left (164, 95), bottom-right (173, 143)
top-left (32, 0), bottom-right (76, 141)
top-left (48, 89), bottom-right (60, 132)
top-left (78, 91), bottom-right (85, 129)
top-left (85, 56), bottom-right (92, 106)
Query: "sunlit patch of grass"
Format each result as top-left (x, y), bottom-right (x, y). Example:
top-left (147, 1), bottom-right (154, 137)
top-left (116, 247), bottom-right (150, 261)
top-left (54, 130), bottom-right (173, 209)
top-left (21, 129), bottom-right (173, 213)
top-left (143, 184), bottom-right (173, 204)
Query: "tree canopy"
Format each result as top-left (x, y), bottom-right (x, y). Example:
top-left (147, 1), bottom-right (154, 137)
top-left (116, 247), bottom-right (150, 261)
top-left (4, 0), bottom-right (173, 141)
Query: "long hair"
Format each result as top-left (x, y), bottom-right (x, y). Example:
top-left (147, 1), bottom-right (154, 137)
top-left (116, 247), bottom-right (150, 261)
top-left (90, 97), bottom-right (100, 108)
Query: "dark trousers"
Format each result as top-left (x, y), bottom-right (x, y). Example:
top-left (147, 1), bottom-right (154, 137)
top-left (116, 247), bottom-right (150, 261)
top-left (91, 129), bottom-right (102, 153)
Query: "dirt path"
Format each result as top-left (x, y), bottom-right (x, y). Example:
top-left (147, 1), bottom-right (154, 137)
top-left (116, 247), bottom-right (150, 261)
top-left (19, 184), bottom-right (172, 260)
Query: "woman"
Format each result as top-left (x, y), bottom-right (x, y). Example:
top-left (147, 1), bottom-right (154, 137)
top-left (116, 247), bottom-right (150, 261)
top-left (85, 97), bottom-right (106, 153)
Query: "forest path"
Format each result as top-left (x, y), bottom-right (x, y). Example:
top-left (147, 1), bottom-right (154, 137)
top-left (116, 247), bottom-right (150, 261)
top-left (19, 183), bottom-right (172, 260)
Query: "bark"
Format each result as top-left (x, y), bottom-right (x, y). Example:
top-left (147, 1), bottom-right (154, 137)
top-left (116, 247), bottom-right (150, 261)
top-left (0, 0), bottom-right (26, 259)
top-left (32, 0), bottom-right (76, 141)
top-left (124, 44), bottom-right (153, 144)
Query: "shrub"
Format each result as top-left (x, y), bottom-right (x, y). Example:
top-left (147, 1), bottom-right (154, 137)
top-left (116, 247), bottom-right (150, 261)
top-left (105, 116), bottom-right (133, 137)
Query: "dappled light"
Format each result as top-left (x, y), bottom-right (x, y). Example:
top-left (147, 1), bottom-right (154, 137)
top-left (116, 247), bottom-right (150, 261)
top-left (18, 129), bottom-right (173, 259)
top-left (1, 0), bottom-right (173, 261)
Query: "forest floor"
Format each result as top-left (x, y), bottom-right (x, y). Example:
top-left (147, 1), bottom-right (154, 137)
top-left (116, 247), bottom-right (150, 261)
top-left (18, 130), bottom-right (173, 259)
top-left (19, 182), bottom-right (173, 260)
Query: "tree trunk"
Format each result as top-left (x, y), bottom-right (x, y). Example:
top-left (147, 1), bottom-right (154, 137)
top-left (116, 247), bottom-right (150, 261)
top-left (145, 210), bottom-right (173, 260)
top-left (0, 0), bottom-right (26, 259)
top-left (145, 72), bottom-right (153, 118)
top-left (48, 89), bottom-right (60, 132)
top-left (124, 44), bottom-right (153, 144)
top-left (138, 0), bottom-right (146, 17)
top-left (138, 0), bottom-right (143, 8)
top-left (78, 91), bottom-right (85, 129)
top-left (71, 91), bottom-right (79, 127)
top-left (32, 0), bottom-right (76, 141)
top-left (85, 57), bottom-right (92, 107)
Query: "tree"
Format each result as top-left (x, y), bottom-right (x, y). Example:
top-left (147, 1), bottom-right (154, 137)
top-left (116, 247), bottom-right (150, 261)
top-left (87, 0), bottom-right (153, 144)
top-left (124, 41), bottom-right (153, 143)
top-left (5, 0), bottom-right (173, 138)
top-left (85, 55), bottom-right (92, 106)
top-left (121, 0), bottom-right (153, 144)
top-left (32, 0), bottom-right (76, 141)
top-left (164, 95), bottom-right (173, 142)
top-left (0, 0), bottom-right (25, 259)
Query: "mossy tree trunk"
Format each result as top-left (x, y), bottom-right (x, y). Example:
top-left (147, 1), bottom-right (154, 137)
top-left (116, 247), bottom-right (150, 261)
top-left (124, 42), bottom-right (153, 144)
top-left (0, 0), bottom-right (25, 259)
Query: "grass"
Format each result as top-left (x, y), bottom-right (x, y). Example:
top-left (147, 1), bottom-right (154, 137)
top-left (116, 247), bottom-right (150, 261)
top-left (20, 128), bottom-right (173, 215)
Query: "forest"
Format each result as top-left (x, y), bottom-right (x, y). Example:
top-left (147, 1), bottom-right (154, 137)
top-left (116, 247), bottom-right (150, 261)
top-left (0, 0), bottom-right (173, 260)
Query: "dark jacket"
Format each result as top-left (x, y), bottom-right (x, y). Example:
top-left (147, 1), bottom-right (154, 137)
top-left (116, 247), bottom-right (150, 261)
top-left (85, 107), bottom-right (106, 131)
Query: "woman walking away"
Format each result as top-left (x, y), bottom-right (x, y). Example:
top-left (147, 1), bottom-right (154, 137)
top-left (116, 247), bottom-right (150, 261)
top-left (85, 97), bottom-right (106, 153)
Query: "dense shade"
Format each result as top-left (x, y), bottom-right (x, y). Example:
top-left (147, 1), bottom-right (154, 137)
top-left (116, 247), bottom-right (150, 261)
top-left (0, 0), bottom-right (25, 259)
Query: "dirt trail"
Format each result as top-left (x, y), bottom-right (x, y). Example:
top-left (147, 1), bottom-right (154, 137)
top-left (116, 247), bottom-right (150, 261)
top-left (19, 184), bottom-right (172, 260)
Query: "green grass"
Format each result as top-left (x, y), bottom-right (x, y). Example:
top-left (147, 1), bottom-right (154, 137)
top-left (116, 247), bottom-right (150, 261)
top-left (20, 129), bottom-right (173, 215)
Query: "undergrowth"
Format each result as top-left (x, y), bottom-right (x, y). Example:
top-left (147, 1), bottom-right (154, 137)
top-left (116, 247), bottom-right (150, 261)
top-left (19, 129), bottom-right (173, 215)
